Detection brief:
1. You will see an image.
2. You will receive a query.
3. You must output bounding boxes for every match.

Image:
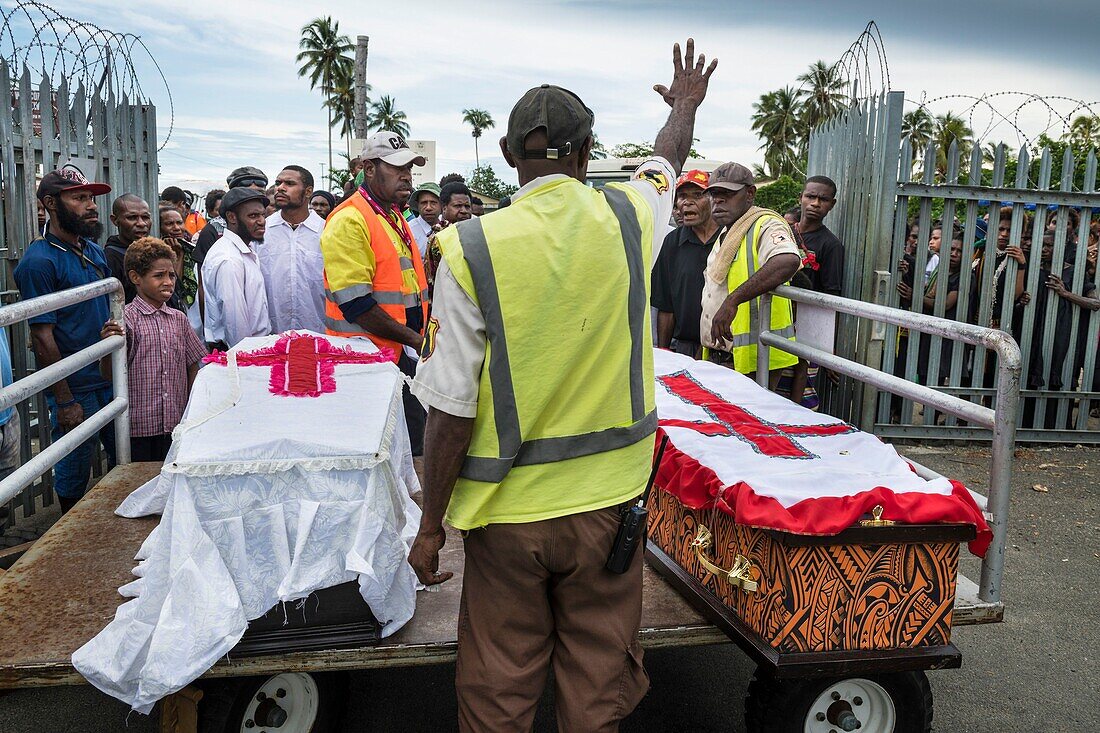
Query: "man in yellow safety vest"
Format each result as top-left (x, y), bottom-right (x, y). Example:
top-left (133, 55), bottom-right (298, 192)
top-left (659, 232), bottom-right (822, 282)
top-left (700, 162), bottom-right (803, 387)
top-left (408, 39), bottom-right (717, 732)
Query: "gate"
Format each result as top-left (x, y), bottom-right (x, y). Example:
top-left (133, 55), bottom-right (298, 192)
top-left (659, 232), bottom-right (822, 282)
top-left (0, 59), bottom-right (158, 529)
top-left (808, 91), bottom-right (1100, 442)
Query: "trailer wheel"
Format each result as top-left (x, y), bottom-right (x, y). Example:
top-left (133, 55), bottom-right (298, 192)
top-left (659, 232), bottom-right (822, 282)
top-left (198, 672), bottom-right (348, 733)
top-left (744, 669), bottom-right (932, 733)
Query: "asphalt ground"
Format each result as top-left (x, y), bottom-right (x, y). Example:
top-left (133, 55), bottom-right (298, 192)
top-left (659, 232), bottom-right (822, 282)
top-left (0, 444), bottom-right (1096, 732)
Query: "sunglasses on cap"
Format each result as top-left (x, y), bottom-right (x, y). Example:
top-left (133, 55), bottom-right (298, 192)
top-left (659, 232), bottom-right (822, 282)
top-left (234, 177), bottom-right (268, 188)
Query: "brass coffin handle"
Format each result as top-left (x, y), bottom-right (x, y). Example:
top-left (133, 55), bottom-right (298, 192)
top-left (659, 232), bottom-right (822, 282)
top-left (690, 524), bottom-right (759, 593)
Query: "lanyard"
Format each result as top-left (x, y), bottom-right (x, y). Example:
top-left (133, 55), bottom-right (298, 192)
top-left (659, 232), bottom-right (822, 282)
top-left (43, 236), bottom-right (107, 279)
top-left (359, 185), bottom-right (415, 253)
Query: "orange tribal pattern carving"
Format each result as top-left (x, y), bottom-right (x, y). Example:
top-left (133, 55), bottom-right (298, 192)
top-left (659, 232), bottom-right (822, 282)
top-left (647, 486), bottom-right (959, 653)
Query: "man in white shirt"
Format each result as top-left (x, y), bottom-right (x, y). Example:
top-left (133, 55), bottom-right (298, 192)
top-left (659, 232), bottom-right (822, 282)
top-left (259, 165), bottom-right (326, 333)
top-left (202, 187), bottom-right (272, 349)
top-left (408, 182), bottom-right (441, 258)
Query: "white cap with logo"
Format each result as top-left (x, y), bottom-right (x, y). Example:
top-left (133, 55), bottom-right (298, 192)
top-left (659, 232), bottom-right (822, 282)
top-left (360, 132), bottom-right (427, 167)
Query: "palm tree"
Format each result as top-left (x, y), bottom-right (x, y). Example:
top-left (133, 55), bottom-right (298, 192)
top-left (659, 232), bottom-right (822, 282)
top-left (367, 95), bottom-right (410, 138)
top-left (796, 60), bottom-right (848, 135)
top-left (326, 66), bottom-right (367, 159)
top-left (1067, 114), bottom-right (1100, 150)
top-left (901, 108), bottom-right (936, 176)
top-left (901, 108), bottom-right (935, 152)
top-left (297, 17), bottom-right (354, 185)
top-left (751, 87), bottom-right (806, 178)
top-left (933, 112), bottom-right (973, 175)
top-left (461, 108), bottom-right (495, 168)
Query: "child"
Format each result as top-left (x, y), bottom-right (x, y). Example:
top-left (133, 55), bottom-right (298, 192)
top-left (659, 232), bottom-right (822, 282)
top-left (101, 237), bottom-right (207, 462)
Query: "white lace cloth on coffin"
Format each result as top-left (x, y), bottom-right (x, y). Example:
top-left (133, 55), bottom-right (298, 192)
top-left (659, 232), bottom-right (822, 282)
top-left (72, 333), bottom-right (422, 714)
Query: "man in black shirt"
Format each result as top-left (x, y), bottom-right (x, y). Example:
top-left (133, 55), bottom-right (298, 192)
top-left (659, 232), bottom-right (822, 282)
top-left (105, 193), bottom-right (152, 303)
top-left (797, 175), bottom-right (844, 296)
top-left (781, 176), bottom-right (845, 407)
top-left (651, 169), bottom-right (720, 358)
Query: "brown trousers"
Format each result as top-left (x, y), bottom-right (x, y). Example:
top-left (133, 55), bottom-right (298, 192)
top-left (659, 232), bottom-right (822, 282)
top-left (456, 504), bottom-right (648, 733)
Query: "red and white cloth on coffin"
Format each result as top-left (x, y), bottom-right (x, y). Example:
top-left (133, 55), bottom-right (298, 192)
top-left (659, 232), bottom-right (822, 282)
top-left (652, 350), bottom-right (991, 556)
top-left (74, 332), bottom-right (421, 714)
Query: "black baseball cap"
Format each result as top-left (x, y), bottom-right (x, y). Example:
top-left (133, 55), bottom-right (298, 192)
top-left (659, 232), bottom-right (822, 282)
top-left (506, 84), bottom-right (594, 160)
top-left (220, 187), bottom-right (269, 214)
top-left (226, 166), bottom-right (268, 189)
top-left (37, 163), bottom-right (111, 200)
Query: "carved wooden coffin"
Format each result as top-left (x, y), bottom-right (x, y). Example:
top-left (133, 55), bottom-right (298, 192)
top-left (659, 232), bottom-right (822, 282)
top-left (646, 485), bottom-right (975, 655)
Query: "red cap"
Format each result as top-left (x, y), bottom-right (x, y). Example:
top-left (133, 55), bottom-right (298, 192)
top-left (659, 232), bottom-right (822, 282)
top-left (676, 169), bottom-right (709, 190)
top-left (37, 164), bottom-right (111, 200)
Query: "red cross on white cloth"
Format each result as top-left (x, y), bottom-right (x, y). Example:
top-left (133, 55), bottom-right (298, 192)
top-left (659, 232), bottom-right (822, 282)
top-left (657, 372), bottom-right (856, 459)
top-left (203, 333), bottom-right (393, 397)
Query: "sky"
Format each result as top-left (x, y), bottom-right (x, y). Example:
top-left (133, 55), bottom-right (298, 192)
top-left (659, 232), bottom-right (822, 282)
top-left (5, 0), bottom-right (1099, 195)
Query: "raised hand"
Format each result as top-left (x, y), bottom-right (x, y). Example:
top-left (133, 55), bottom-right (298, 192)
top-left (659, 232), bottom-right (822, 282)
top-left (653, 38), bottom-right (718, 109)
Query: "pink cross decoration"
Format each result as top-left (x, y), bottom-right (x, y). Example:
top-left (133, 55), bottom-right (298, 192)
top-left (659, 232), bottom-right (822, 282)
top-left (204, 333), bottom-right (393, 398)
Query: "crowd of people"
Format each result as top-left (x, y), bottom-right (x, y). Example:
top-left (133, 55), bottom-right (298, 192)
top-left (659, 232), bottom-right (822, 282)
top-left (9, 141), bottom-right (486, 510)
top-left (7, 138), bottom-right (856, 516)
top-left (892, 205), bottom-right (1100, 429)
top-left (15, 139), bottom-right (1100, 520)
top-left (654, 166), bottom-right (845, 410)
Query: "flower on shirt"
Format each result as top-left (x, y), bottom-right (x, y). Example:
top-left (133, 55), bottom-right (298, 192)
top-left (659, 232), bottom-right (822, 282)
top-left (802, 250), bottom-right (820, 271)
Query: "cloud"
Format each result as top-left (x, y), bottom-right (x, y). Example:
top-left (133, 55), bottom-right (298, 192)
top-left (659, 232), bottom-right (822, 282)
top-left (34, 0), bottom-right (1097, 191)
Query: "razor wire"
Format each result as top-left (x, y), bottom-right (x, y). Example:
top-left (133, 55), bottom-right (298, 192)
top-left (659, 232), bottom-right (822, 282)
top-left (905, 91), bottom-right (1100, 150)
top-left (0, 0), bottom-right (174, 149)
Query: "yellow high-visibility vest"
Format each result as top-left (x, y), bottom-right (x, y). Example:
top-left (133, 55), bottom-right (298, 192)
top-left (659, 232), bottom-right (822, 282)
top-left (435, 177), bottom-right (657, 530)
top-left (721, 216), bottom-right (798, 374)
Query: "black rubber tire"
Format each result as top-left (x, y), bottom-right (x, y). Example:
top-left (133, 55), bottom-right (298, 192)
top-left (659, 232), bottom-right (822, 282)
top-left (744, 668), bottom-right (933, 733)
top-left (198, 671), bottom-right (349, 733)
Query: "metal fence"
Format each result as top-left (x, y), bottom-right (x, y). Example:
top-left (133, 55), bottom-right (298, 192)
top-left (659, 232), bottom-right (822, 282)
top-left (0, 280), bottom-right (131, 507)
top-left (808, 91), bottom-right (1100, 442)
top-left (0, 59), bottom-right (157, 528)
top-left (805, 91), bottom-right (905, 429)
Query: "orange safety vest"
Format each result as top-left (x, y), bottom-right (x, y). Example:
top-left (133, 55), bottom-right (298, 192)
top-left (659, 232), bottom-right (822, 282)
top-left (184, 211), bottom-right (207, 236)
top-left (322, 192), bottom-right (430, 362)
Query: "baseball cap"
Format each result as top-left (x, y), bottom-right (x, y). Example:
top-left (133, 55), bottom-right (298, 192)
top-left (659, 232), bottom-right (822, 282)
top-left (220, 187), bottom-right (269, 214)
top-left (226, 166), bottom-right (268, 189)
top-left (706, 162), bottom-right (754, 193)
top-left (360, 132), bottom-right (426, 167)
top-left (414, 182), bottom-right (442, 200)
top-left (677, 169), bottom-right (710, 190)
top-left (506, 84), bottom-right (594, 160)
top-left (37, 163), bottom-right (111, 200)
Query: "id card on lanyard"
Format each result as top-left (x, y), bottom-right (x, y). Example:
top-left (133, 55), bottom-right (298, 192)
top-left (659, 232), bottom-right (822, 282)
top-left (359, 185), bottom-right (415, 253)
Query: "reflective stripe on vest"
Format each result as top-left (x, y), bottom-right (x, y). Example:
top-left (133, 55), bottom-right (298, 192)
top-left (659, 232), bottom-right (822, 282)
top-left (321, 191), bottom-right (430, 358)
top-left (726, 218), bottom-right (797, 370)
top-left (453, 191), bottom-right (656, 484)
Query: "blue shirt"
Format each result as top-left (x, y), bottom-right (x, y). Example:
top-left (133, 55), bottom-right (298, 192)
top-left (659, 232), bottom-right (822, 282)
top-left (13, 234), bottom-right (111, 393)
top-left (0, 327), bottom-right (13, 426)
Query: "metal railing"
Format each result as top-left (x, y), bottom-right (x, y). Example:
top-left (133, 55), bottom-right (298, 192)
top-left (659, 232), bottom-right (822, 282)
top-left (756, 285), bottom-right (1021, 604)
top-left (0, 279), bottom-right (130, 506)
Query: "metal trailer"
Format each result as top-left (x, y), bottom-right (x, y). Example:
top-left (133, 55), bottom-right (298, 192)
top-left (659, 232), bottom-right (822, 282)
top-left (669, 283), bottom-right (1016, 733)
top-left (0, 279), bottom-right (1019, 733)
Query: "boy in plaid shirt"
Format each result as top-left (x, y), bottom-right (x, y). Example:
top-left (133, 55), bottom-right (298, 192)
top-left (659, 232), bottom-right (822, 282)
top-left (101, 237), bottom-right (207, 462)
